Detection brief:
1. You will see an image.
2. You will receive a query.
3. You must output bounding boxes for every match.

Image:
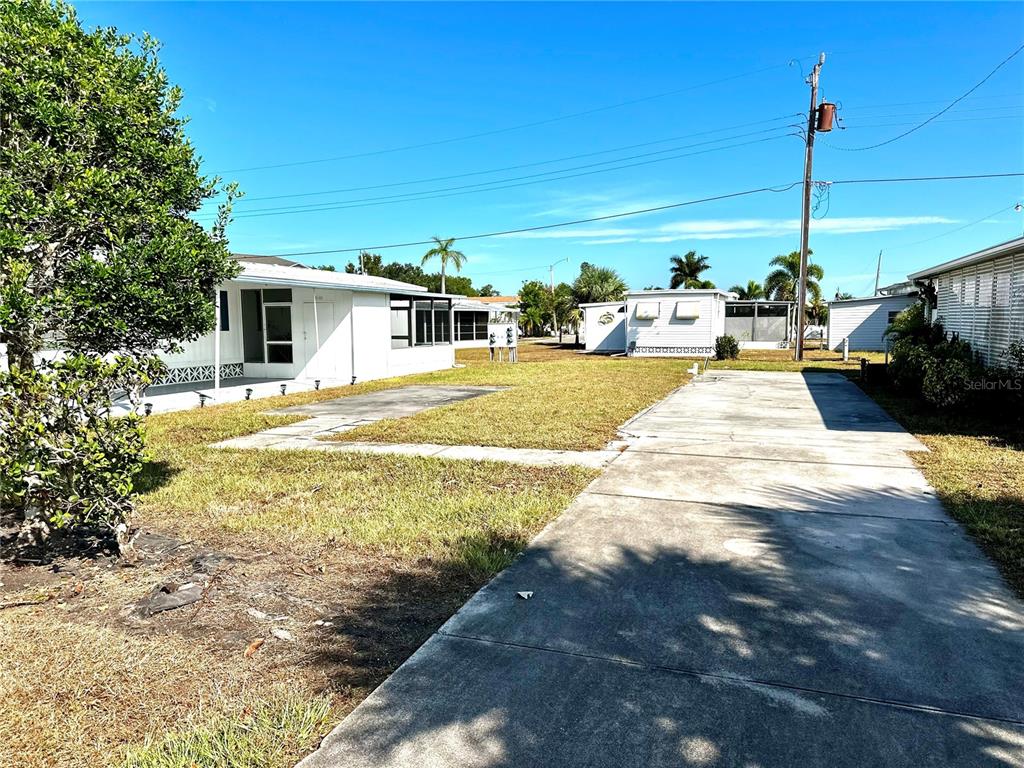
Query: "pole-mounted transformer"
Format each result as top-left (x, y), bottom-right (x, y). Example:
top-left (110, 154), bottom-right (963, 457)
top-left (816, 102), bottom-right (836, 132)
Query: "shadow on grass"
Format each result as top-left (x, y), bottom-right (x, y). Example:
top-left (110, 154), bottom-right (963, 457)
top-left (308, 532), bottom-right (527, 693)
top-left (857, 381), bottom-right (1024, 448)
top-left (135, 459), bottom-right (180, 495)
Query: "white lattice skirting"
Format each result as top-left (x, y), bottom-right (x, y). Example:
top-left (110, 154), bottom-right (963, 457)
top-left (159, 362), bottom-right (244, 385)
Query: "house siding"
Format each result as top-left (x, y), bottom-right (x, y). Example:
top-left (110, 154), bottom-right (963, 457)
top-left (582, 303), bottom-right (626, 352)
top-left (933, 252), bottom-right (1024, 366)
top-left (626, 293), bottom-right (727, 357)
top-left (827, 295), bottom-right (917, 352)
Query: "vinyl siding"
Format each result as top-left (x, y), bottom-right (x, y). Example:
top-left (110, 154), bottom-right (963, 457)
top-left (933, 252), bottom-right (1024, 365)
top-left (626, 293), bottom-right (727, 356)
top-left (827, 295), bottom-right (917, 352)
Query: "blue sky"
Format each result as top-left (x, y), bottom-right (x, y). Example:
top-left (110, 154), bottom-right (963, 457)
top-left (77, 2), bottom-right (1024, 297)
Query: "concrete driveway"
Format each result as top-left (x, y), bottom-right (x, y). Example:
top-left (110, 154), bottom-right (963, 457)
top-left (299, 371), bottom-right (1024, 767)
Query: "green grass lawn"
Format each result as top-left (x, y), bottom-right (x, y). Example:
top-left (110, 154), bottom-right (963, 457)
top-left (326, 341), bottom-right (692, 450)
top-left (9, 340), bottom-right (696, 768)
top-left (860, 385), bottom-right (1024, 598)
top-left (707, 347), bottom-right (886, 372)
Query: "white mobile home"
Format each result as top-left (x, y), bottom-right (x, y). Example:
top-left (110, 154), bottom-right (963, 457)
top-left (908, 236), bottom-right (1024, 365)
top-left (724, 300), bottom-right (795, 349)
top-left (827, 292), bottom-right (918, 352)
top-left (580, 301), bottom-right (627, 353)
top-left (452, 299), bottom-right (520, 348)
top-left (625, 289), bottom-right (735, 357)
top-left (160, 260), bottom-right (457, 386)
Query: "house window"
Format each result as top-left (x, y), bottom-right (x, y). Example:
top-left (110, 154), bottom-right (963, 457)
top-left (262, 288), bottom-right (292, 304)
top-left (219, 291), bottom-right (230, 331)
top-left (475, 312), bottom-right (488, 338)
top-left (263, 298), bottom-right (293, 364)
top-left (391, 298), bottom-right (411, 348)
top-left (415, 301), bottom-right (434, 345)
top-left (393, 295), bottom-right (451, 347)
top-left (887, 310), bottom-right (902, 325)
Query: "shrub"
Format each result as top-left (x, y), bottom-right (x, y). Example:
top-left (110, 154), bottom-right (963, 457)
top-left (0, 355), bottom-right (162, 554)
top-left (714, 335), bottom-right (740, 360)
top-left (888, 337), bottom-right (932, 392)
top-left (921, 357), bottom-right (975, 409)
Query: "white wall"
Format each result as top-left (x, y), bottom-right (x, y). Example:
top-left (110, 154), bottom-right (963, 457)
top-left (164, 283), bottom-right (454, 385)
top-left (827, 295), bottom-right (917, 352)
top-left (159, 286), bottom-right (244, 368)
top-left (583, 303), bottom-right (626, 352)
top-left (626, 293), bottom-right (726, 357)
top-left (933, 252), bottom-right (1024, 366)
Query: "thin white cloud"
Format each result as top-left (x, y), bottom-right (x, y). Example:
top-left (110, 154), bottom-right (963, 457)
top-left (500, 216), bottom-right (957, 245)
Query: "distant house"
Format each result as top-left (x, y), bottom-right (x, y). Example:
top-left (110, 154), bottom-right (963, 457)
top-left (580, 301), bottom-right (627, 353)
top-left (625, 289), bottom-right (736, 357)
top-left (452, 298), bottom-right (519, 348)
top-left (827, 284), bottom-right (918, 352)
top-left (908, 236), bottom-right (1024, 365)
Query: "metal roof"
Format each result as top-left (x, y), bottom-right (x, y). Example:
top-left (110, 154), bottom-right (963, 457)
top-left (907, 236), bottom-right (1024, 280)
top-left (229, 262), bottom-right (460, 299)
top-left (827, 293), bottom-right (918, 307)
top-left (627, 289), bottom-right (738, 299)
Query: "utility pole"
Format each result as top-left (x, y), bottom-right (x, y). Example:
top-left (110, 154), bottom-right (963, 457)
top-left (874, 250), bottom-right (883, 296)
top-left (795, 52), bottom-right (826, 361)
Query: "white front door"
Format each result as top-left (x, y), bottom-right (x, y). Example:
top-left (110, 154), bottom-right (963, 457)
top-left (301, 301), bottom-right (341, 381)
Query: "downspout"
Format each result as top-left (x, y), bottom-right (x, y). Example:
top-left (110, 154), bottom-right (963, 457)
top-left (312, 291), bottom-right (321, 380)
top-left (349, 292), bottom-right (357, 385)
top-left (213, 291), bottom-right (221, 395)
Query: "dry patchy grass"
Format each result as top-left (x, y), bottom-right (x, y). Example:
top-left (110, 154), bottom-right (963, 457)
top-left (707, 348), bottom-right (886, 372)
top-left (327, 341), bottom-right (690, 450)
top-left (1, 344), bottom-right (604, 768)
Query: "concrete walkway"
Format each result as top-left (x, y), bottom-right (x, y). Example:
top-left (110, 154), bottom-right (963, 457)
top-left (215, 385), bottom-right (620, 468)
top-left (299, 371), bottom-right (1024, 768)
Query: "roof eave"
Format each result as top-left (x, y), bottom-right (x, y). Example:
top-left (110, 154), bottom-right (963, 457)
top-left (908, 235), bottom-right (1024, 280)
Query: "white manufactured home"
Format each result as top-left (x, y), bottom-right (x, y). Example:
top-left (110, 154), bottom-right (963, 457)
top-left (580, 301), bottom-right (627, 353)
top-left (908, 236), bottom-right (1024, 365)
top-left (625, 289), bottom-right (735, 357)
top-left (827, 292), bottom-right (918, 352)
top-left (452, 299), bottom-right (520, 348)
top-left (723, 300), bottom-right (796, 349)
top-left (160, 260), bottom-right (457, 387)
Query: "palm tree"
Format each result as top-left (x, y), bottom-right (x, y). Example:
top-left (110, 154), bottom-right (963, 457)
top-left (669, 251), bottom-right (711, 289)
top-left (421, 236), bottom-right (466, 294)
top-left (764, 250), bottom-right (824, 303)
top-left (729, 280), bottom-right (764, 301)
top-left (519, 305), bottom-right (545, 337)
top-left (571, 263), bottom-right (627, 304)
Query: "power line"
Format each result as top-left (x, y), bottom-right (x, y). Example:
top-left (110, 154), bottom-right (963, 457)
top-left (265, 183), bottom-right (804, 256)
top-left (826, 42), bottom-right (1024, 151)
top-left (209, 115), bottom-right (800, 206)
top-left (218, 60), bottom-right (803, 174)
top-left (261, 171), bottom-right (1024, 257)
top-left (203, 133), bottom-right (797, 221)
top-left (826, 171), bottom-right (1024, 185)
top-left (885, 204), bottom-right (1018, 251)
top-left (208, 107), bottom-right (1021, 210)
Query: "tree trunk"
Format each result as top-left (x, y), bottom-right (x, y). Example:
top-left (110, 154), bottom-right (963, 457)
top-left (440, 262), bottom-right (446, 294)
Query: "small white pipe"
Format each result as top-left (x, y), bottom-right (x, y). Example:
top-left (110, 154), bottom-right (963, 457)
top-left (213, 291), bottom-right (221, 393)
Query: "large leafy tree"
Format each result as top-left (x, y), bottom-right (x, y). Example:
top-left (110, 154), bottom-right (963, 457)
top-left (517, 280), bottom-right (550, 336)
top-left (764, 250), bottom-right (824, 303)
top-left (421, 236), bottom-right (466, 294)
top-left (668, 251), bottom-right (712, 289)
top-left (0, 0), bottom-right (238, 552)
top-left (572, 262), bottom-right (627, 304)
top-left (729, 280), bottom-right (764, 300)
